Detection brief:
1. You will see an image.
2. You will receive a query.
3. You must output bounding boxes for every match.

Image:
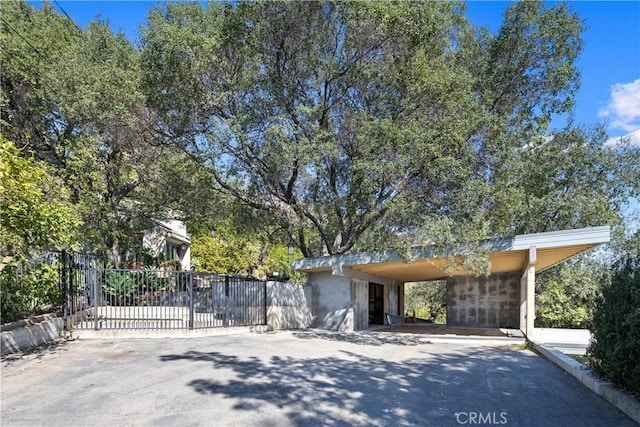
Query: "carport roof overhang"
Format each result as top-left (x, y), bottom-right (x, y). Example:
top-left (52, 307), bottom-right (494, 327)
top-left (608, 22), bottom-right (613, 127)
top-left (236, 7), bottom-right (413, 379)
top-left (291, 226), bottom-right (610, 283)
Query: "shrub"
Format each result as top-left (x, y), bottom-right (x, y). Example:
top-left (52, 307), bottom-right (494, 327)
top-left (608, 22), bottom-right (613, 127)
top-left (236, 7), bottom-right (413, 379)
top-left (535, 259), bottom-right (606, 329)
top-left (536, 281), bottom-right (590, 328)
top-left (404, 281), bottom-right (447, 323)
top-left (588, 256), bottom-right (640, 397)
top-left (102, 270), bottom-right (138, 306)
top-left (0, 261), bottom-right (61, 323)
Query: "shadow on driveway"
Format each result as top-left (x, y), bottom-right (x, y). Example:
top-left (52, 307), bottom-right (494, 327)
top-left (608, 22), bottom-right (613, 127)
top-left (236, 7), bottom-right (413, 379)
top-left (158, 337), bottom-right (634, 426)
top-left (1, 338), bottom-right (75, 367)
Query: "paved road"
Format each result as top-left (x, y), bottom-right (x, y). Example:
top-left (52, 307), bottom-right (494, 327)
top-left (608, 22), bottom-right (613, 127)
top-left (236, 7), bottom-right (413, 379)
top-left (0, 330), bottom-right (634, 426)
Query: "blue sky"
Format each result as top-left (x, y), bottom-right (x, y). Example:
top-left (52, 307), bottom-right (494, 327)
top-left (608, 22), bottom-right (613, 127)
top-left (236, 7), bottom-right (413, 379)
top-left (31, 1), bottom-right (640, 146)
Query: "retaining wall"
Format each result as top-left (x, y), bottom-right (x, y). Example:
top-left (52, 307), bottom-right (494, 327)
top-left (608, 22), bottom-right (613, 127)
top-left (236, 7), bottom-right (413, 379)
top-left (1, 314), bottom-right (64, 356)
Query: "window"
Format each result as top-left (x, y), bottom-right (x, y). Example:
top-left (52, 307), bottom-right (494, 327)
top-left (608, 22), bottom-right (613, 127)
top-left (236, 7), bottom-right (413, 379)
top-left (163, 242), bottom-right (180, 261)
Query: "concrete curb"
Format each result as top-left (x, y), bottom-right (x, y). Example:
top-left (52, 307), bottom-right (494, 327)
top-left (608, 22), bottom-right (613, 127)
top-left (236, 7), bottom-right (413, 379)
top-left (533, 342), bottom-right (640, 424)
top-left (68, 325), bottom-right (270, 340)
top-left (1, 314), bottom-right (63, 356)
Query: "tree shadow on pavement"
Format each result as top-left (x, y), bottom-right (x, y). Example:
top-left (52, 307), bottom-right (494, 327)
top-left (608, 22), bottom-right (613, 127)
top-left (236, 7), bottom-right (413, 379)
top-left (1, 337), bottom-right (76, 367)
top-left (158, 338), bottom-right (634, 427)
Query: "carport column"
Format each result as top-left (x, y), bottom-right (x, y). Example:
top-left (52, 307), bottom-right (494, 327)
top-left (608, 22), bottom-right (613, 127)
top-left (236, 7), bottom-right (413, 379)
top-left (521, 246), bottom-right (536, 336)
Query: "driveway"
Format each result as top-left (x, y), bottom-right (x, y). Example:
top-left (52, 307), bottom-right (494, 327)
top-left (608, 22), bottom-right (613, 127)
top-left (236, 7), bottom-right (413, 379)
top-left (0, 330), bottom-right (634, 426)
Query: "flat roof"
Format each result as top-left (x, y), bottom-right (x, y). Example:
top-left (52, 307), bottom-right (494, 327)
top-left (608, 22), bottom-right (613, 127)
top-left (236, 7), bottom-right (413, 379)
top-left (291, 226), bottom-right (610, 283)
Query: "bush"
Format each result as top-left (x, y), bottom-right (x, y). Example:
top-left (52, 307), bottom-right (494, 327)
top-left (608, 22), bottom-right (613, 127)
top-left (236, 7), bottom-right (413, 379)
top-left (535, 259), bottom-right (607, 329)
top-left (404, 281), bottom-right (447, 323)
top-left (536, 281), bottom-right (590, 328)
top-left (588, 256), bottom-right (640, 397)
top-left (0, 261), bottom-right (61, 324)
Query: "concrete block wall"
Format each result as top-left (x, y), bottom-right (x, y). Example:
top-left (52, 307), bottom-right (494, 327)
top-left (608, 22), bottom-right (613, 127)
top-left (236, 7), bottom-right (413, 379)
top-left (446, 272), bottom-right (520, 328)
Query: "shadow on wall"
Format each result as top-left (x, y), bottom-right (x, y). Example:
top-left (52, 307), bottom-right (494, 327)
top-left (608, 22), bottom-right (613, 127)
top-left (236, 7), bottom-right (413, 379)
top-left (318, 306), bottom-right (354, 332)
top-left (157, 344), bottom-right (560, 426)
top-left (1, 315), bottom-right (64, 356)
top-left (266, 282), bottom-right (313, 329)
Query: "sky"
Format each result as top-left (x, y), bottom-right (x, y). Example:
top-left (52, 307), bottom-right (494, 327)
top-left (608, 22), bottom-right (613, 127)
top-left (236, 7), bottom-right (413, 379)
top-left (30, 1), bottom-right (640, 148)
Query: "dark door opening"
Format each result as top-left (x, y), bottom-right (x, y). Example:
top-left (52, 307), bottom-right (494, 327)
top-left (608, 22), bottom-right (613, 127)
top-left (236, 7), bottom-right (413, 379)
top-left (369, 283), bottom-right (384, 325)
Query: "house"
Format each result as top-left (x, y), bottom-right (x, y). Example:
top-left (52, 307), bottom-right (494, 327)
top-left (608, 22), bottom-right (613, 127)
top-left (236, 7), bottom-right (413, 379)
top-left (119, 219), bottom-right (192, 270)
top-left (291, 226), bottom-right (610, 335)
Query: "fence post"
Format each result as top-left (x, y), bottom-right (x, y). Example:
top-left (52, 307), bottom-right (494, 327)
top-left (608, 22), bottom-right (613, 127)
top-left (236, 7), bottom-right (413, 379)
top-left (61, 250), bottom-right (68, 331)
top-left (93, 268), bottom-right (99, 331)
top-left (188, 271), bottom-right (194, 330)
top-left (224, 275), bottom-right (230, 327)
top-left (263, 281), bottom-right (268, 326)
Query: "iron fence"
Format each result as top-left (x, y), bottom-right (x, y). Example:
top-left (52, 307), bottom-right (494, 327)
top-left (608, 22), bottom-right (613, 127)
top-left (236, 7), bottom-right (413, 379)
top-left (62, 255), bottom-right (266, 330)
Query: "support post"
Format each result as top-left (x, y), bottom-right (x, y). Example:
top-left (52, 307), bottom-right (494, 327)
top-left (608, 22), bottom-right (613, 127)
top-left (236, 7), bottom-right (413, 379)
top-left (520, 246), bottom-right (536, 336)
top-left (525, 263), bottom-right (536, 335)
top-left (520, 276), bottom-right (526, 331)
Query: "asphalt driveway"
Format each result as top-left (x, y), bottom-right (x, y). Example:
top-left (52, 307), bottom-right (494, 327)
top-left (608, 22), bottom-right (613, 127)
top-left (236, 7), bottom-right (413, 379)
top-left (0, 330), bottom-right (634, 426)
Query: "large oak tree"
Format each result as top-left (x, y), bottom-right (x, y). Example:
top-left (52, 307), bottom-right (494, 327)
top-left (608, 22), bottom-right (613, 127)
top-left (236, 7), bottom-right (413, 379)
top-left (141, 1), bottom-right (638, 257)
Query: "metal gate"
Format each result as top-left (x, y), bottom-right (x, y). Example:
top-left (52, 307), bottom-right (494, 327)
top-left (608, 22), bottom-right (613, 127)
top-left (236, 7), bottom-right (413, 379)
top-left (61, 252), bottom-right (267, 330)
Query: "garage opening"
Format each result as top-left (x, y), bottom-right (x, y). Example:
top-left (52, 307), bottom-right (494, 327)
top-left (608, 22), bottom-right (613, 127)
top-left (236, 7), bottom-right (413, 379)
top-left (404, 280), bottom-right (447, 324)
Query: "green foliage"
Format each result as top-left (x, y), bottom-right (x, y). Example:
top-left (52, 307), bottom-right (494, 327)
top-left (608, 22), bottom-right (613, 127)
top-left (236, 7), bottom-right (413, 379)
top-left (1, 1), bottom-right (218, 258)
top-left (588, 255), bottom-right (640, 397)
top-left (0, 137), bottom-right (79, 256)
top-left (404, 281), bottom-right (447, 323)
top-left (536, 282), bottom-right (589, 328)
top-left (190, 216), bottom-right (306, 282)
top-left (492, 126), bottom-right (639, 236)
top-left (535, 258), bottom-right (607, 328)
top-left (102, 270), bottom-right (138, 306)
top-left (191, 223), bottom-right (258, 274)
top-left (139, 0), bottom-right (630, 260)
top-left (0, 261), bottom-right (61, 323)
top-left (159, 259), bottom-right (183, 271)
top-left (263, 245), bottom-right (306, 284)
top-left (2, 0), bottom-right (638, 298)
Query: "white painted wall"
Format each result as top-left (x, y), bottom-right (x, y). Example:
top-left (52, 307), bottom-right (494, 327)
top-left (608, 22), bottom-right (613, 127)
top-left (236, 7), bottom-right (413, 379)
top-left (142, 220), bottom-right (191, 270)
top-left (157, 219), bottom-right (189, 238)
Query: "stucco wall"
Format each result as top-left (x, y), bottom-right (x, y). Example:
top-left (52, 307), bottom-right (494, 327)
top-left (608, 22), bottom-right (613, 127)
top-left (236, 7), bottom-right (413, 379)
top-left (142, 220), bottom-right (191, 270)
top-left (303, 272), bottom-right (404, 331)
top-left (446, 272), bottom-right (520, 328)
top-left (387, 284), bottom-right (399, 316)
top-left (266, 281), bottom-right (313, 330)
top-left (308, 271), bottom-right (355, 331)
top-left (1, 314), bottom-right (64, 356)
top-left (352, 278), bottom-right (369, 331)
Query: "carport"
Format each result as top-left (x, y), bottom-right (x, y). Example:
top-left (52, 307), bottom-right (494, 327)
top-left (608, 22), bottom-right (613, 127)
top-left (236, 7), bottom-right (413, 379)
top-left (291, 226), bottom-right (610, 336)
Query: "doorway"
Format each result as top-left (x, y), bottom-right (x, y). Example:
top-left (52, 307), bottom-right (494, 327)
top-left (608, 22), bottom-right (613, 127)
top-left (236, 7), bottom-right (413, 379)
top-left (369, 283), bottom-right (384, 325)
